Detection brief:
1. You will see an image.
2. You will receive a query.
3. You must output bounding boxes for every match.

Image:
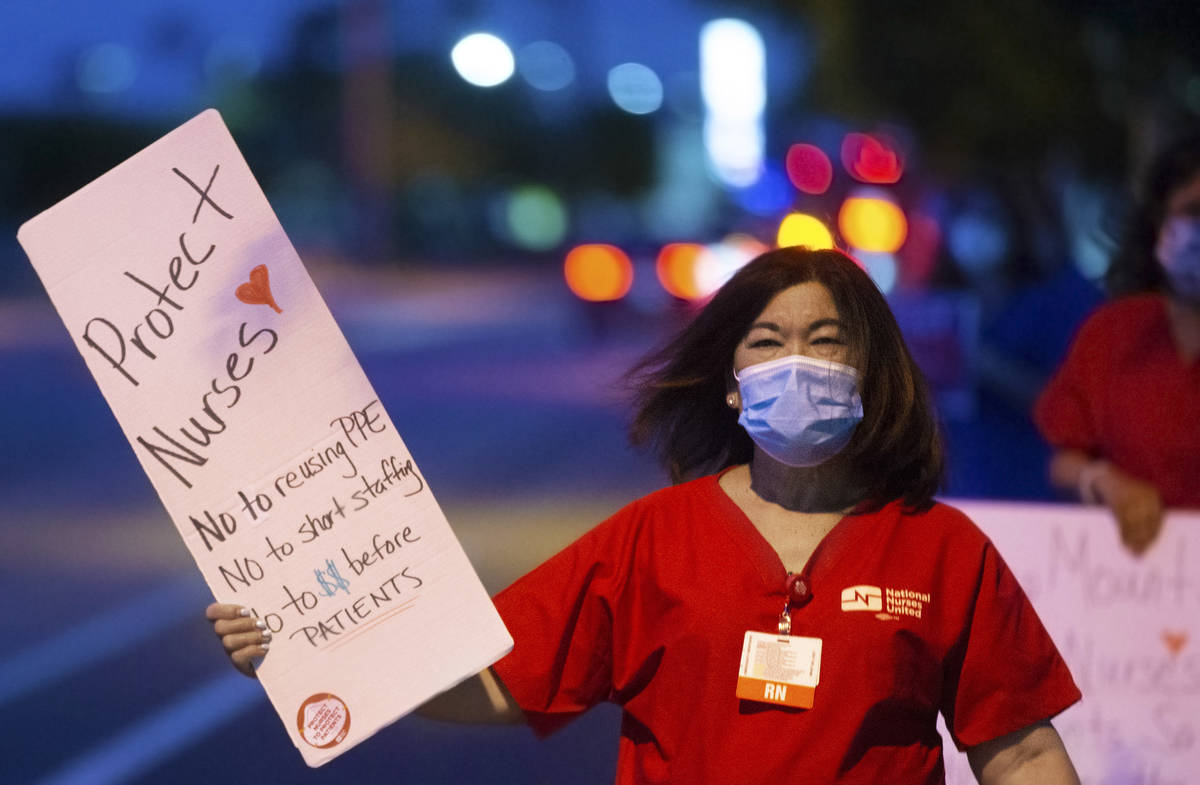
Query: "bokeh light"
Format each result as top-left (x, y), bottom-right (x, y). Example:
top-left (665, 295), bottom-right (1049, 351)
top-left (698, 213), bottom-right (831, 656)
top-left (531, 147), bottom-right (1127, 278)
top-left (204, 36), bottom-right (262, 83)
top-left (656, 243), bottom-right (707, 300)
top-left (948, 210), bottom-right (1009, 274)
top-left (517, 41), bottom-right (575, 91)
top-left (450, 33), bottom-right (515, 87)
top-left (777, 212), bottom-right (835, 250)
top-left (564, 244), bottom-right (634, 301)
top-left (505, 185), bottom-right (568, 251)
top-left (724, 233), bottom-right (770, 260)
top-left (838, 193), bottom-right (908, 253)
top-left (1061, 179), bottom-right (1113, 280)
top-left (607, 63), bottom-right (663, 115)
top-left (77, 43), bottom-right (136, 94)
top-left (785, 143), bottom-right (833, 194)
top-left (730, 164), bottom-right (792, 216)
top-left (701, 18), bottom-right (766, 187)
top-left (841, 133), bottom-right (903, 184)
top-left (700, 20), bottom-right (766, 120)
top-left (692, 234), bottom-right (767, 297)
top-left (856, 251), bottom-right (899, 294)
top-left (897, 211), bottom-right (942, 289)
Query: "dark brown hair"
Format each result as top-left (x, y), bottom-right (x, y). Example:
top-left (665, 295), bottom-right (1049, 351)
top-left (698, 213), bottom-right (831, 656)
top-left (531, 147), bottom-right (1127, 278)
top-left (1107, 130), bottom-right (1200, 296)
top-left (627, 247), bottom-right (943, 512)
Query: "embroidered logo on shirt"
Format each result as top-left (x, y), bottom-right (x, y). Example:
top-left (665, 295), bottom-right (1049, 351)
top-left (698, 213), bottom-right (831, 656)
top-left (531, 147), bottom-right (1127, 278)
top-left (882, 587), bottom-right (931, 619)
top-left (840, 585), bottom-right (883, 611)
top-left (841, 585), bottom-right (931, 619)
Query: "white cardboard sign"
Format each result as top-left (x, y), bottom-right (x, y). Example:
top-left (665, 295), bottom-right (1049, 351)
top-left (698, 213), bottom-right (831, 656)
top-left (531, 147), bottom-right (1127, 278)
top-left (17, 109), bottom-right (512, 767)
top-left (941, 502), bottom-right (1200, 785)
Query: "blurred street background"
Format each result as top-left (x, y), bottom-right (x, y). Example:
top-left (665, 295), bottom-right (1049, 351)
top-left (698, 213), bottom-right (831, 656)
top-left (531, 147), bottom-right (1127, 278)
top-left (2, 1), bottom-right (1200, 782)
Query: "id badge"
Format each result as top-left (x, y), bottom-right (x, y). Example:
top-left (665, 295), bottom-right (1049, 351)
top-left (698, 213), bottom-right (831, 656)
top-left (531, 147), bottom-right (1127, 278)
top-left (735, 630), bottom-right (822, 709)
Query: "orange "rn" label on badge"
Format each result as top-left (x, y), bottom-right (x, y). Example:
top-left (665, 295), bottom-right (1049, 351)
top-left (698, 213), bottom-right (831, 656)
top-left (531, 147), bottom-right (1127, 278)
top-left (735, 676), bottom-right (815, 708)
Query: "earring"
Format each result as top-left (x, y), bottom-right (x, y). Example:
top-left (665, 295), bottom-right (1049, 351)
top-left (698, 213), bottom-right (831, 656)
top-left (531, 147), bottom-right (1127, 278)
top-left (726, 392), bottom-right (740, 409)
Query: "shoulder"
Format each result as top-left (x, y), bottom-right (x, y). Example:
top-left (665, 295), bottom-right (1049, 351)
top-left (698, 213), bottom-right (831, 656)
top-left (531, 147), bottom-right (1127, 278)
top-left (627, 473), bottom-right (723, 509)
top-left (1077, 294), bottom-right (1165, 337)
top-left (587, 474), bottom-right (724, 539)
top-left (891, 500), bottom-right (992, 555)
top-left (1052, 294), bottom-right (1165, 374)
top-left (884, 503), bottom-right (1021, 612)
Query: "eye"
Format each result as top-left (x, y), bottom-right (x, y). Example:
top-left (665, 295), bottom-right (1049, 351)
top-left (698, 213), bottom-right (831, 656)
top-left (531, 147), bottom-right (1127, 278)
top-left (748, 338), bottom-right (782, 348)
top-left (811, 336), bottom-right (844, 345)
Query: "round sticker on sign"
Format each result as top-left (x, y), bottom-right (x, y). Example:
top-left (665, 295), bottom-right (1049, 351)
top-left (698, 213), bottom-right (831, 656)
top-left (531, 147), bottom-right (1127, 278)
top-left (297, 693), bottom-right (351, 748)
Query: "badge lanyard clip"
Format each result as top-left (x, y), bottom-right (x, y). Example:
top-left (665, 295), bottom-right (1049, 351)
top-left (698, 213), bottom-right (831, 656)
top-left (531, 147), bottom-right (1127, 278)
top-left (779, 572), bottom-right (808, 637)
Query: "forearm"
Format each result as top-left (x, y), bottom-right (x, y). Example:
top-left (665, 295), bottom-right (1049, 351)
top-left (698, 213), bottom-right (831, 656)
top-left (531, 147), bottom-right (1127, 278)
top-left (968, 722), bottom-right (1080, 785)
top-left (1047, 449), bottom-right (1101, 502)
top-left (416, 668), bottom-right (525, 725)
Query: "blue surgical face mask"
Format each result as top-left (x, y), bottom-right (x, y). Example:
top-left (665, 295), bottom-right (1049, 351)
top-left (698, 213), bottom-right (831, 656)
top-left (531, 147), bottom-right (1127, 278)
top-left (734, 354), bottom-right (864, 468)
top-left (1156, 216), bottom-right (1200, 301)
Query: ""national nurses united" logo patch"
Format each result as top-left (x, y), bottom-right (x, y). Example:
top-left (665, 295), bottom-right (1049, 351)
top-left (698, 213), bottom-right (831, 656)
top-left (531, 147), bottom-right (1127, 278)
top-left (841, 585), bottom-right (931, 620)
top-left (840, 584), bottom-right (883, 611)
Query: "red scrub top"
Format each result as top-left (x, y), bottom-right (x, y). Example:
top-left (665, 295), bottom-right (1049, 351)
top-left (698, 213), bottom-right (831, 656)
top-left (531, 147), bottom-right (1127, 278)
top-left (491, 474), bottom-right (1080, 785)
top-left (1034, 294), bottom-right (1200, 508)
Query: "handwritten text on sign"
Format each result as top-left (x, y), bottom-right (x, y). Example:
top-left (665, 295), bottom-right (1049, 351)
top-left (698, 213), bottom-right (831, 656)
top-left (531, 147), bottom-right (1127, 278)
top-left (940, 502), bottom-right (1199, 785)
top-left (17, 109), bottom-right (512, 767)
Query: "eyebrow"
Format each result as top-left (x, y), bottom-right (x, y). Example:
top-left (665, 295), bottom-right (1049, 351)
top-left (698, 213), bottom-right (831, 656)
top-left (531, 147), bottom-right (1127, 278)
top-left (747, 318), bottom-right (844, 335)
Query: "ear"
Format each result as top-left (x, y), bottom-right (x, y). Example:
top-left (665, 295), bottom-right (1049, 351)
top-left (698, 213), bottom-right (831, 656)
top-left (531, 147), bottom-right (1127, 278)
top-left (724, 366), bottom-right (740, 410)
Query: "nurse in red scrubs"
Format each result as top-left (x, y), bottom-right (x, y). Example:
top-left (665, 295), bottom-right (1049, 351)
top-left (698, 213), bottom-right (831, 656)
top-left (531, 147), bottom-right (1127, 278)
top-left (211, 248), bottom-right (1081, 784)
top-left (1036, 132), bottom-right (1200, 554)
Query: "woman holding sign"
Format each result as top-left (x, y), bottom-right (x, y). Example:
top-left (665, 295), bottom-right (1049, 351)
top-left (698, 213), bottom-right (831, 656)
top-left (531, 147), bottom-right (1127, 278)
top-left (210, 248), bottom-right (1081, 784)
top-left (1035, 131), bottom-right (1200, 554)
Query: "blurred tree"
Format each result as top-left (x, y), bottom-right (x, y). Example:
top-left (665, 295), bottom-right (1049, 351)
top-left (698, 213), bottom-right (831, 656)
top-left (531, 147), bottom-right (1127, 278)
top-left (802, 1), bottom-right (1120, 174)
top-left (225, 5), bottom-right (655, 260)
top-left (785, 0), bottom-right (1199, 173)
top-left (0, 116), bottom-right (159, 291)
top-left (1, 117), bottom-right (158, 215)
top-left (777, 0), bottom-right (1198, 272)
top-left (790, 1), bottom-right (1116, 287)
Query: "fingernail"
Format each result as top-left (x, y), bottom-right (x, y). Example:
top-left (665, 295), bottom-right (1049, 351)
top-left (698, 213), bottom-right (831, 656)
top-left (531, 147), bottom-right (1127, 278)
top-left (255, 619), bottom-right (267, 630)
top-left (261, 630), bottom-right (272, 640)
top-left (238, 607), bottom-right (251, 617)
top-left (260, 642), bottom-right (270, 652)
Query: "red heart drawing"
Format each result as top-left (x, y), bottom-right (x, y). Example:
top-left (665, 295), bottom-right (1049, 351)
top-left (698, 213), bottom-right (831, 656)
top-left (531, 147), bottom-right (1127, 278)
top-left (1163, 630), bottom-right (1188, 656)
top-left (235, 264), bottom-right (282, 314)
